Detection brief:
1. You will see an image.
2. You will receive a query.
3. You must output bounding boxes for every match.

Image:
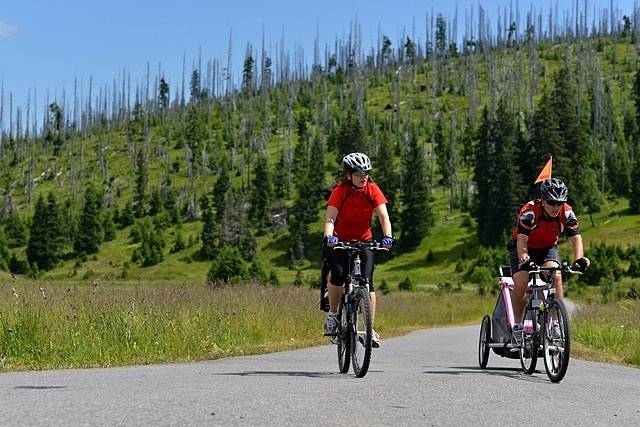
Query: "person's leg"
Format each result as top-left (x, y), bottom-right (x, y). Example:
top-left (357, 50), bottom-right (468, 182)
top-left (361, 248), bottom-right (380, 346)
top-left (544, 246), bottom-right (563, 299)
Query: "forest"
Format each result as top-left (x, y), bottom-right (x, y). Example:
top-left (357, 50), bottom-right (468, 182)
top-left (0, 1), bottom-right (639, 300)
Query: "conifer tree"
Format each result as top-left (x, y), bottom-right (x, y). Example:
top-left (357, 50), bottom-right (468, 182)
top-left (74, 184), bottom-right (103, 255)
top-left (213, 161), bottom-right (230, 223)
top-left (3, 209), bottom-right (27, 248)
top-left (200, 195), bottom-right (217, 259)
top-left (433, 116), bottom-right (450, 186)
top-left (103, 209), bottom-right (117, 242)
top-left (132, 218), bottom-right (165, 266)
top-left (219, 190), bottom-right (256, 261)
top-left (27, 193), bottom-right (64, 271)
top-left (134, 144), bottom-right (148, 217)
top-left (0, 227), bottom-right (10, 271)
top-left (400, 130), bottom-right (432, 250)
top-left (273, 149), bottom-right (288, 199)
top-left (373, 132), bottom-right (398, 230)
top-left (630, 157), bottom-right (640, 214)
top-left (249, 152), bottom-right (273, 231)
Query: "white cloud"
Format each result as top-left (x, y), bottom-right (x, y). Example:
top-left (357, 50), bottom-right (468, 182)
top-left (0, 21), bottom-right (18, 38)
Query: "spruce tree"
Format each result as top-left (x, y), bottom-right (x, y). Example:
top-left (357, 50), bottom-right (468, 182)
top-left (3, 209), bottom-right (27, 248)
top-left (630, 156), bottom-right (640, 214)
top-left (200, 195), bottom-right (217, 259)
top-left (26, 193), bottom-right (63, 271)
top-left (74, 184), bottom-right (103, 255)
top-left (0, 227), bottom-right (9, 271)
top-left (433, 116), bottom-right (450, 186)
top-left (249, 152), bottom-right (273, 232)
top-left (103, 209), bottom-right (117, 242)
top-left (134, 144), bottom-right (148, 218)
top-left (219, 190), bottom-right (256, 261)
top-left (213, 160), bottom-right (231, 223)
top-left (373, 131), bottom-right (398, 231)
top-left (400, 129), bottom-right (433, 250)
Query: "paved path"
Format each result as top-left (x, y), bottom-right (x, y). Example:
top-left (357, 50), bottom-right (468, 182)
top-left (1, 325), bottom-right (638, 426)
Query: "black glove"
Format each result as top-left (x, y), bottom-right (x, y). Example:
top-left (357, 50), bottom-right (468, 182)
top-left (519, 259), bottom-right (536, 272)
top-left (573, 257), bottom-right (590, 272)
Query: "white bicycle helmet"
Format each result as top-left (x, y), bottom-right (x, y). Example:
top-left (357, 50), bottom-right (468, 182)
top-left (342, 152), bottom-right (372, 172)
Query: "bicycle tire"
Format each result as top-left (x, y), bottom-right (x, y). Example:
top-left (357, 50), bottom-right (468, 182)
top-left (337, 301), bottom-right (351, 374)
top-left (478, 315), bottom-right (491, 369)
top-left (519, 308), bottom-right (538, 374)
top-left (350, 287), bottom-right (372, 378)
top-left (543, 299), bottom-right (570, 382)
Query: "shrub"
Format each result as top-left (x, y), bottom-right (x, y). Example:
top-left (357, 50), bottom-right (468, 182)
top-left (398, 276), bottom-right (416, 292)
top-left (207, 246), bottom-right (248, 285)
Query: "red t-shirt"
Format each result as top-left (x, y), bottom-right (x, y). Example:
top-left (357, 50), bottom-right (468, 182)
top-left (511, 200), bottom-right (580, 248)
top-left (327, 181), bottom-right (388, 241)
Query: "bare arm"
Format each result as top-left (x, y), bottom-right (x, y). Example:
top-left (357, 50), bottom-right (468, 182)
top-left (374, 204), bottom-right (392, 237)
top-left (324, 205), bottom-right (339, 238)
top-left (568, 234), bottom-right (584, 260)
top-left (516, 233), bottom-right (529, 263)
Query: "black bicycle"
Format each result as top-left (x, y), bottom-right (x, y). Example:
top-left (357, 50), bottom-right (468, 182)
top-left (519, 263), bottom-right (582, 382)
top-left (330, 240), bottom-right (388, 378)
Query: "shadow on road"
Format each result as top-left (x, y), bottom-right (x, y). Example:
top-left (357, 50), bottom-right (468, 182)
top-left (213, 370), bottom-right (353, 379)
top-left (422, 366), bottom-right (549, 383)
top-left (14, 385), bottom-right (68, 390)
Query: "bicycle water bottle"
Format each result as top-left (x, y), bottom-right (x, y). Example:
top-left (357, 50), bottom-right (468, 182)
top-left (354, 254), bottom-right (361, 276)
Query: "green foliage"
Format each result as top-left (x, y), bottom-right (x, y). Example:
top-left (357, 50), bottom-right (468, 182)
top-left (103, 209), bottom-right (117, 242)
top-left (249, 153), bottom-right (273, 231)
top-left (398, 276), bottom-right (416, 291)
top-left (131, 218), bottom-right (165, 267)
top-left (170, 231), bottom-right (186, 254)
top-left (0, 228), bottom-right (9, 271)
top-left (74, 185), bottom-right (103, 255)
top-left (134, 145), bottom-right (148, 218)
top-left (207, 246), bottom-right (248, 284)
top-left (582, 242), bottom-right (625, 288)
top-left (3, 210), bottom-right (28, 248)
top-left (400, 128), bottom-right (433, 250)
top-left (26, 193), bottom-right (64, 271)
top-left (199, 195), bottom-right (217, 260)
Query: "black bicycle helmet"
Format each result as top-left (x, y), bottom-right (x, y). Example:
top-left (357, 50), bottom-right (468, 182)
top-left (341, 152), bottom-right (372, 172)
top-left (540, 178), bottom-right (568, 202)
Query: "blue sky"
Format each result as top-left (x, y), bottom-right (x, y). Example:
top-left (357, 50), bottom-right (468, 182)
top-left (0, 0), bottom-right (637, 113)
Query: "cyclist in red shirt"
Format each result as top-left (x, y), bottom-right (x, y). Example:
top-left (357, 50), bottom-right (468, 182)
top-left (322, 152), bottom-right (394, 347)
top-left (509, 178), bottom-right (590, 345)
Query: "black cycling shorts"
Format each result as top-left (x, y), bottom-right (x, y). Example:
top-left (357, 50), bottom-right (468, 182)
top-left (508, 240), bottom-right (560, 275)
top-left (322, 245), bottom-right (376, 292)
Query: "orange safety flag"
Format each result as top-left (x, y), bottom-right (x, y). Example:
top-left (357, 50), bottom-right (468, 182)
top-left (534, 156), bottom-right (552, 184)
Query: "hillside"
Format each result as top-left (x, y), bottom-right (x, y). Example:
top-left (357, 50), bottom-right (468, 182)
top-left (1, 30), bottom-right (640, 294)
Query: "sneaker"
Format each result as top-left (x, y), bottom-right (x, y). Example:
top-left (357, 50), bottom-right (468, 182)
top-left (511, 323), bottom-right (524, 347)
top-left (324, 313), bottom-right (338, 336)
top-left (551, 320), bottom-right (562, 339)
top-left (371, 329), bottom-right (380, 348)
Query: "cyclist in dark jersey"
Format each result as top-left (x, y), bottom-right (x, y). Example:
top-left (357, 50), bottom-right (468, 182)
top-left (322, 152), bottom-right (394, 347)
top-left (509, 178), bottom-right (590, 345)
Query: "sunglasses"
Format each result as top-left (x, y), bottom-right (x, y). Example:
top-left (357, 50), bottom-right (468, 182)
top-left (545, 200), bottom-right (564, 207)
top-left (352, 171), bottom-right (369, 177)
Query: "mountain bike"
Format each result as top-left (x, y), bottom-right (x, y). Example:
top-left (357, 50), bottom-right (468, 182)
top-left (478, 262), bottom-right (581, 382)
top-left (330, 240), bottom-right (388, 378)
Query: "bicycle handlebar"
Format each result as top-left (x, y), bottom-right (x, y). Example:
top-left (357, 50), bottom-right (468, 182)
top-left (332, 240), bottom-right (390, 252)
top-left (528, 264), bottom-right (583, 276)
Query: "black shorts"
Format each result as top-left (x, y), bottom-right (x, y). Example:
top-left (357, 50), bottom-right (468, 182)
top-left (322, 245), bottom-right (375, 292)
top-left (508, 240), bottom-right (561, 275)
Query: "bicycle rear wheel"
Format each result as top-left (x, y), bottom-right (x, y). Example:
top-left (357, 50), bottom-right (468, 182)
top-left (519, 308), bottom-right (538, 374)
top-left (337, 302), bottom-right (350, 374)
top-left (350, 288), bottom-right (372, 378)
top-left (543, 300), bottom-right (570, 383)
top-left (478, 315), bottom-right (491, 368)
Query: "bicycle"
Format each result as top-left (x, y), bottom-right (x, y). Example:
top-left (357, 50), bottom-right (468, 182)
top-left (478, 262), bottom-right (581, 383)
top-left (326, 240), bottom-right (388, 378)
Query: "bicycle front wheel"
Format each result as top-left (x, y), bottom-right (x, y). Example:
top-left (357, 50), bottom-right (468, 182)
top-left (337, 302), bottom-right (351, 374)
top-left (543, 300), bottom-right (570, 383)
top-left (350, 288), bottom-right (372, 378)
top-left (519, 308), bottom-right (538, 375)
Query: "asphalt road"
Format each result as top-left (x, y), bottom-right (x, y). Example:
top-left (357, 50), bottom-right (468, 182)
top-left (1, 325), bottom-right (638, 426)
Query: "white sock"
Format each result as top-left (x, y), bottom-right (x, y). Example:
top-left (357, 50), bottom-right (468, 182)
top-left (328, 311), bottom-right (336, 317)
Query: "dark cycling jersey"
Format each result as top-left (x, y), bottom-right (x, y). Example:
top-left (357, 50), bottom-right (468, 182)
top-left (511, 200), bottom-right (580, 248)
top-left (327, 181), bottom-right (387, 241)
